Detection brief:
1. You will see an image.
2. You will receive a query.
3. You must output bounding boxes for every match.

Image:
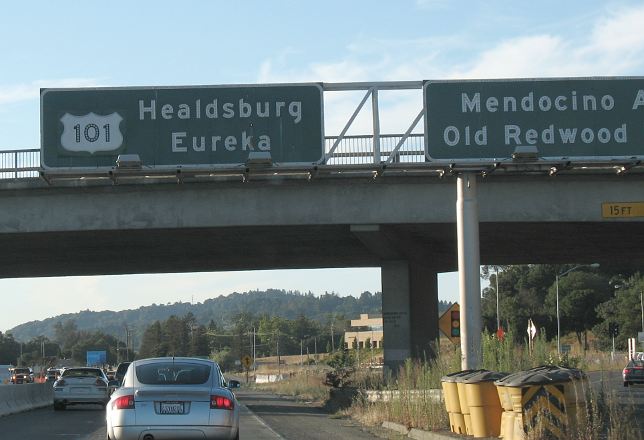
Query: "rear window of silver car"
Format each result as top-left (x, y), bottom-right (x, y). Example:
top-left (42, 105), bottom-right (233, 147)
top-left (135, 362), bottom-right (211, 385)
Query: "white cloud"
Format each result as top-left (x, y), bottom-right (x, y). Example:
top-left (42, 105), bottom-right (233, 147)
top-left (452, 5), bottom-right (644, 79)
top-left (259, 4), bottom-right (644, 83)
top-left (0, 78), bottom-right (104, 105)
top-left (254, 4), bottom-right (644, 136)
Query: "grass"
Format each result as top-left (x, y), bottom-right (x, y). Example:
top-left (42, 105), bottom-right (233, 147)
top-left (252, 371), bottom-right (331, 403)
top-left (250, 337), bottom-right (642, 440)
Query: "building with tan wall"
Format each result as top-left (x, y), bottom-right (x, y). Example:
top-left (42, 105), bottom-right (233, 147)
top-left (344, 314), bottom-right (383, 349)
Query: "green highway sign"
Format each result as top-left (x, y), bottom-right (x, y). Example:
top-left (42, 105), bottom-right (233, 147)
top-left (424, 77), bottom-right (644, 162)
top-left (41, 84), bottom-right (324, 169)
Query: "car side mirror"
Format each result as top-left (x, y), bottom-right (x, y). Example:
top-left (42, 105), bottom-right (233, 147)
top-left (228, 379), bottom-right (241, 389)
top-left (108, 380), bottom-right (120, 388)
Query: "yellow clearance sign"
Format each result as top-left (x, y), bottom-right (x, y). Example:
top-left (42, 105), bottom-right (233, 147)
top-left (602, 202), bottom-right (644, 218)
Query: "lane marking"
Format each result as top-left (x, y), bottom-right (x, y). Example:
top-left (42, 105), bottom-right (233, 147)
top-left (239, 402), bottom-right (286, 440)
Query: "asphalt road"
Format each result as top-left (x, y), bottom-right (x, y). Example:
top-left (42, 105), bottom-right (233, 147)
top-left (0, 389), bottom-right (383, 440)
top-left (587, 369), bottom-right (644, 432)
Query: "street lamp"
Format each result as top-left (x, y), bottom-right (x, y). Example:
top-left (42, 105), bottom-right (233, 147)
top-left (556, 263), bottom-right (600, 354)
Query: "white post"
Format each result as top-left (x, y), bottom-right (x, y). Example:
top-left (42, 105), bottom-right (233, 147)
top-left (457, 173), bottom-right (482, 370)
top-left (372, 88), bottom-right (381, 163)
top-left (556, 275), bottom-right (561, 355)
top-left (495, 267), bottom-right (500, 330)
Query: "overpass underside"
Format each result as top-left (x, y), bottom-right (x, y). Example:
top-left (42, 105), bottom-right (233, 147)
top-left (1, 221), bottom-right (643, 278)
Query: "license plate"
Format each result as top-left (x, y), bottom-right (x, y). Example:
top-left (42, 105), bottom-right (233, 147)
top-left (72, 387), bottom-right (89, 393)
top-left (159, 402), bottom-right (185, 414)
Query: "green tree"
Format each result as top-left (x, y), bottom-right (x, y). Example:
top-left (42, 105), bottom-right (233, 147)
top-left (139, 321), bottom-right (165, 358)
top-left (594, 272), bottom-right (644, 350)
top-left (163, 315), bottom-right (189, 356)
top-left (545, 271), bottom-right (611, 350)
top-left (0, 332), bottom-right (20, 364)
top-left (53, 320), bottom-right (79, 357)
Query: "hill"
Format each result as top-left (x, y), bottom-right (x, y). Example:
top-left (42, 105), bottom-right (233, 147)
top-left (8, 289), bottom-right (452, 346)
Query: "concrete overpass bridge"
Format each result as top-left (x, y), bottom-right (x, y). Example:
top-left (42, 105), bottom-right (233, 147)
top-left (2, 80), bottom-right (644, 370)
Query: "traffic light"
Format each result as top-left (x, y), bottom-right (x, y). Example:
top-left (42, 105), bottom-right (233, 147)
top-left (451, 310), bottom-right (460, 337)
top-left (609, 322), bottom-right (619, 337)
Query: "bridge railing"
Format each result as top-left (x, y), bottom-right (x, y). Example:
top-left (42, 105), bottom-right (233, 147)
top-left (324, 134), bottom-right (424, 166)
top-left (0, 149), bottom-right (40, 180)
top-left (0, 135), bottom-right (426, 181)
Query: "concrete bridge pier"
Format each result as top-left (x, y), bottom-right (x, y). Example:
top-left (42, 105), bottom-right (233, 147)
top-left (381, 260), bottom-right (439, 374)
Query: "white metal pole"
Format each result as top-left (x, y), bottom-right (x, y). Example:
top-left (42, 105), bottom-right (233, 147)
top-left (556, 275), bottom-right (561, 355)
top-left (371, 88), bottom-right (381, 163)
top-left (495, 267), bottom-right (500, 330)
top-left (457, 173), bottom-right (482, 370)
top-left (277, 331), bottom-right (280, 377)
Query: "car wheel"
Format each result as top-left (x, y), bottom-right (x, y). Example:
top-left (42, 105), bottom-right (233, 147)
top-left (54, 402), bottom-right (66, 411)
top-left (624, 381), bottom-right (629, 387)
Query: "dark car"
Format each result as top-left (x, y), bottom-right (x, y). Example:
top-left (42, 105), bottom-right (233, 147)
top-left (46, 368), bottom-right (61, 382)
top-left (114, 362), bottom-right (131, 385)
top-left (10, 367), bottom-right (33, 384)
top-left (623, 359), bottom-right (644, 387)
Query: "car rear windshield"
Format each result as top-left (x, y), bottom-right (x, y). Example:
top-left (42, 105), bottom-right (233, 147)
top-left (62, 368), bottom-right (103, 377)
top-left (135, 362), bottom-right (212, 385)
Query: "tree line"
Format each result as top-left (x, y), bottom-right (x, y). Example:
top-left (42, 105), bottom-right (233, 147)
top-left (481, 264), bottom-right (643, 351)
top-left (137, 311), bottom-right (350, 371)
top-left (8, 289), bottom-right (385, 343)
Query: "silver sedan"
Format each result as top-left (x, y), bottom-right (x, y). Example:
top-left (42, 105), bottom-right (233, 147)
top-left (53, 367), bottom-right (110, 410)
top-left (106, 357), bottom-right (240, 440)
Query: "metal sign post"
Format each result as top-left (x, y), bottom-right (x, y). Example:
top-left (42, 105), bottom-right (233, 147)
top-left (457, 173), bottom-right (482, 370)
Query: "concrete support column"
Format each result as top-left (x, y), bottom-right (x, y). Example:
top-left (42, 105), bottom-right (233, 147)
top-left (409, 260), bottom-right (439, 361)
top-left (382, 260), bottom-right (411, 374)
top-left (381, 260), bottom-right (439, 373)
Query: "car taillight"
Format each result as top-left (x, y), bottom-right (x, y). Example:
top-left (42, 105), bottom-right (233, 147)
top-left (113, 395), bottom-right (135, 410)
top-left (210, 395), bottom-right (234, 410)
top-left (95, 378), bottom-right (106, 387)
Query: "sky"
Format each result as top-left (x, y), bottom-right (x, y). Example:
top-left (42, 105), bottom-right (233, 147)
top-left (2, 0), bottom-right (644, 332)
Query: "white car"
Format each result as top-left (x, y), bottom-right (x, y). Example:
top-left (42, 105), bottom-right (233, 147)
top-left (106, 357), bottom-right (240, 440)
top-left (53, 367), bottom-right (110, 410)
